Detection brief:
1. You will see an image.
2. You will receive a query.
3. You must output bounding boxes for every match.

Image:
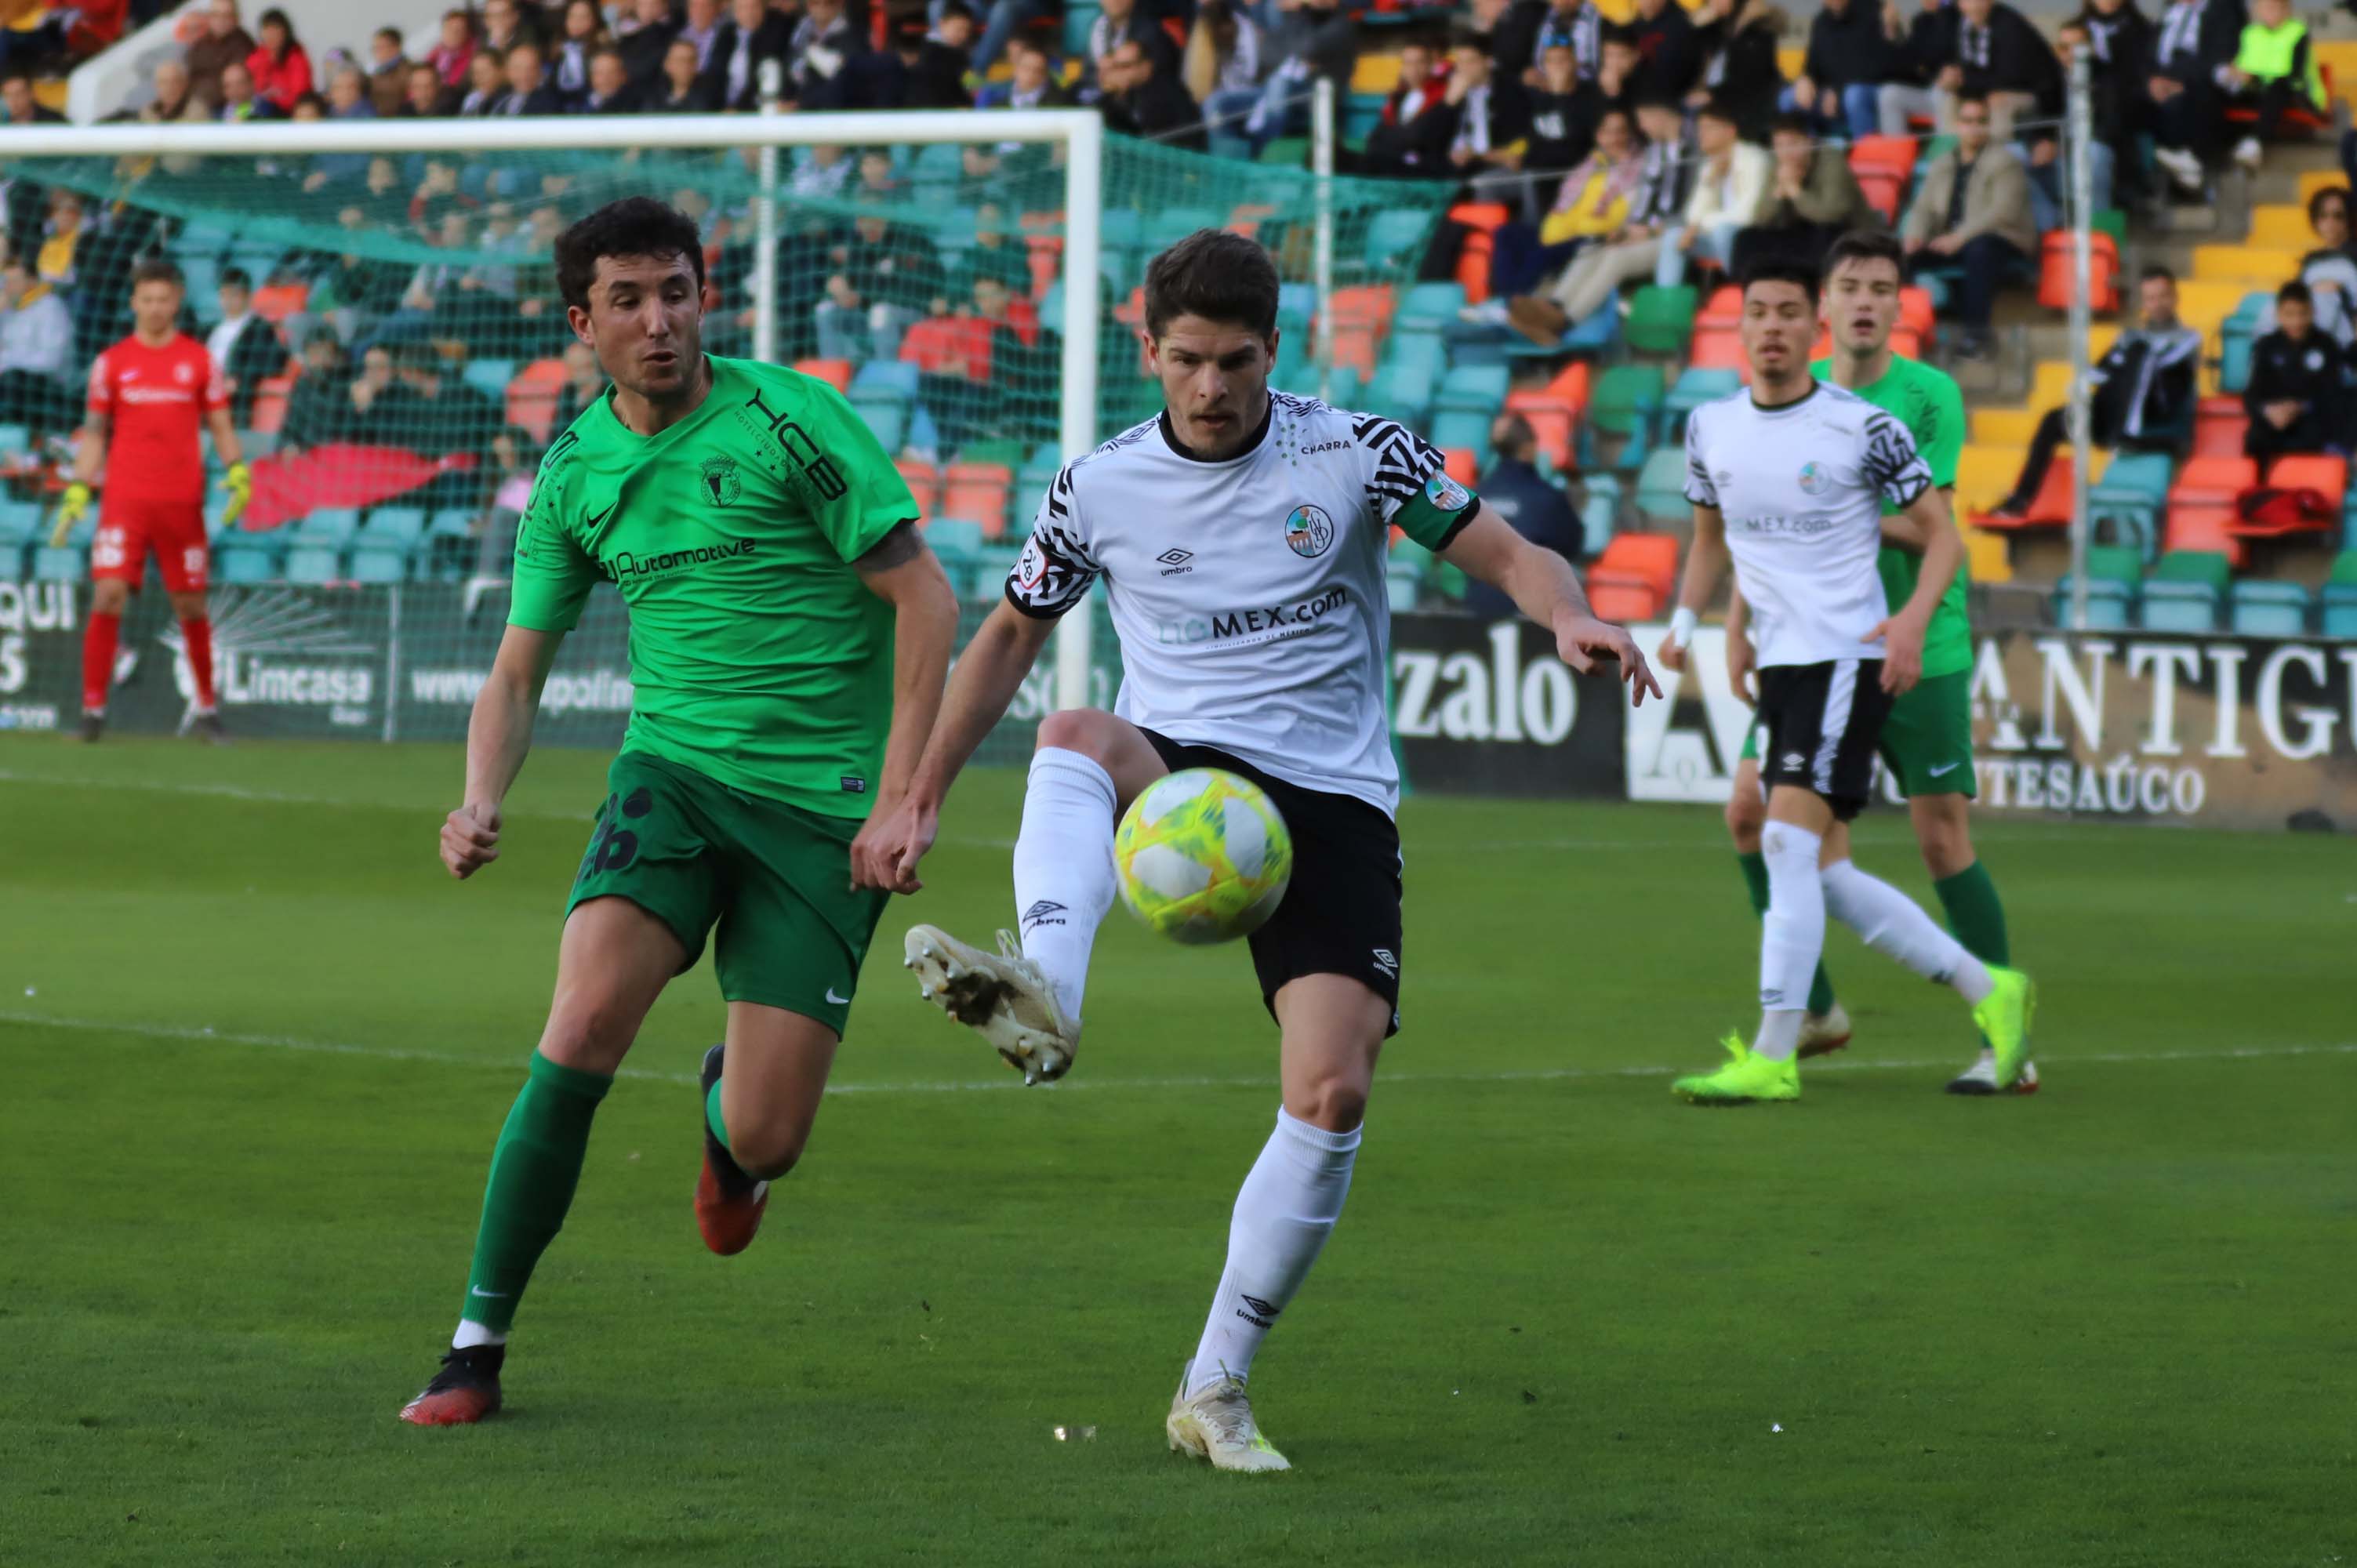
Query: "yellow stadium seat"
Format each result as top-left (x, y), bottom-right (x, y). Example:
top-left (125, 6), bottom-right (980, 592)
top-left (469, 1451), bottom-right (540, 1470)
top-left (2090, 323), bottom-right (2119, 361)
top-left (2299, 169), bottom-right (2345, 209)
top-left (2029, 361), bottom-right (2075, 408)
top-left (1778, 46), bottom-right (1804, 79)
top-left (2312, 41), bottom-right (2357, 101)
top-left (2193, 244), bottom-right (2303, 284)
top-left (1956, 445), bottom-right (2021, 511)
top-left (2174, 280), bottom-right (2247, 336)
top-left (2251, 205), bottom-right (2316, 248)
top-left (1963, 525), bottom-right (2013, 583)
top-left (1973, 407), bottom-right (2040, 447)
top-left (1352, 54), bottom-right (1400, 94)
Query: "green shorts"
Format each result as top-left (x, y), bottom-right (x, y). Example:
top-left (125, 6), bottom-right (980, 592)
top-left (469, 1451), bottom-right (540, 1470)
top-left (567, 750), bottom-right (890, 1034)
top-left (1738, 670), bottom-right (1977, 800)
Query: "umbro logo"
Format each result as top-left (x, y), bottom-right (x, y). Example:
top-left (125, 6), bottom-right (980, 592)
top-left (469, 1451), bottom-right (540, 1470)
top-left (1021, 898), bottom-right (1068, 931)
top-left (1156, 547), bottom-right (1195, 576)
top-left (1240, 1294), bottom-right (1278, 1318)
top-left (1371, 948), bottom-right (1399, 978)
top-left (1781, 753), bottom-right (1807, 771)
top-left (1235, 1292), bottom-right (1279, 1328)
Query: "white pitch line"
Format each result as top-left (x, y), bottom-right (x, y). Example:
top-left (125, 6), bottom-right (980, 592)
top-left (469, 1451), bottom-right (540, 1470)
top-left (2, 1009), bottom-right (2349, 1096)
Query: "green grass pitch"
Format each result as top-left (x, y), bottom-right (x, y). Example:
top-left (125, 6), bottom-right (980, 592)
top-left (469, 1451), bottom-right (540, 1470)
top-left (2, 736), bottom-right (2350, 1566)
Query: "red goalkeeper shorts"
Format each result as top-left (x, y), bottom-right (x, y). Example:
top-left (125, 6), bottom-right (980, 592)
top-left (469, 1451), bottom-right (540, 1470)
top-left (93, 499), bottom-right (209, 593)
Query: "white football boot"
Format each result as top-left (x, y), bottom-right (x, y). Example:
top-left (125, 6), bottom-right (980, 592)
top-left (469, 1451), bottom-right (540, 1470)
top-left (1167, 1363), bottom-right (1291, 1473)
top-left (1797, 1002), bottom-right (1854, 1060)
top-left (902, 924), bottom-right (1078, 1085)
top-left (1946, 1047), bottom-right (2039, 1096)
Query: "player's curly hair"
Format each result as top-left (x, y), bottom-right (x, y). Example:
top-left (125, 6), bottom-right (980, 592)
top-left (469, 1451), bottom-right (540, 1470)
top-left (1143, 230), bottom-right (1278, 341)
top-left (555, 197), bottom-right (706, 314)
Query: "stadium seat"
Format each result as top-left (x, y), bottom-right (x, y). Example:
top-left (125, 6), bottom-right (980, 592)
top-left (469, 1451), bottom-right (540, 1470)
top-left (365, 506), bottom-right (429, 541)
top-left (895, 459), bottom-right (941, 524)
top-left (1501, 390), bottom-right (1576, 468)
top-left (429, 508), bottom-right (478, 539)
top-left (1363, 209), bottom-right (1436, 275)
top-left (1428, 408), bottom-right (1492, 461)
top-left (1145, 207), bottom-right (1224, 252)
top-left (1577, 474), bottom-right (1621, 557)
top-left (1433, 362), bottom-right (1509, 414)
top-left (2192, 396), bottom-right (2250, 459)
top-left (2039, 231), bottom-right (2119, 313)
top-left (852, 392), bottom-right (908, 455)
top-left (1443, 447), bottom-right (1479, 487)
top-left (462, 360), bottom-right (516, 400)
top-left (1587, 364), bottom-right (1665, 444)
top-left (1625, 285), bottom-right (1697, 355)
top-left (2256, 452), bottom-right (2348, 511)
top-left (2137, 550), bottom-right (2228, 632)
top-left (1395, 281), bottom-right (1466, 334)
top-left (294, 506), bottom-right (361, 544)
top-left (1447, 201), bottom-right (1512, 234)
top-left (2090, 450), bottom-right (2177, 557)
top-left (1633, 447), bottom-right (1689, 527)
top-left (347, 546), bottom-right (407, 583)
top-left (1589, 532), bottom-right (1678, 608)
top-left (1367, 360), bottom-right (1436, 430)
top-left (506, 359), bottom-right (568, 443)
top-left (248, 377), bottom-right (292, 435)
top-left (2321, 550), bottom-right (2357, 636)
top-left (1687, 327), bottom-right (1745, 374)
top-left (1857, 171), bottom-right (1908, 225)
top-left (2171, 455), bottom-right (2260, 508)
top-left (2163, 503), bottom-right (2243, 565)
top-left (1696, 285), bottom-right (1741, 330)
top-left (0, 497), bottom-right (41, 544)
top-left (31, 545), bottom-right (83, 581)
top-left (2052, 544), bottom-right (2144, 630)
top-left (1663, 365), bottom-right (1741, 436)
top-left (922, 517), bottom-right (986, 594)
top-left (942, 463), bottom-right (1012, 539)
top-left (1454, 227), bottom-right (1496, 305)
top-left (284, 544), bottom-right (341, 584)
top-left (1974, 455), bottom-right (2075, 532)
top-left (1847, 134), bottom-right (1919, 179)
top-left (1542, 361), bottom-right (1593, 417)
top-left (2229, 580), bottom-right (2312, 636)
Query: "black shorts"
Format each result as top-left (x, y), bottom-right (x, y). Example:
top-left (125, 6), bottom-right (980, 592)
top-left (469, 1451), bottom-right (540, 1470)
top-left (1140, 728), bottom-right (1404, 1036)
top-left (1754, 659), bottom-right (1894, 822)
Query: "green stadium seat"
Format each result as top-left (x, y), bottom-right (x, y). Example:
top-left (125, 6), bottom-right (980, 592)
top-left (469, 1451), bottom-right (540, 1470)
top-left (2054, 545), bottom-right (2144, 629)
top-left (1577, 474), bottom-right (1621, 556)
top-left (347, 547), bottom-right (407, 583)
top-left (1634, 447), bottom-right (1690, 526)
top-left (1062, 2), bottom-right (1099, 55)
top-left (852, 395), bottom-right (907, 455)
top-left (429, 508), bottom-right (477, 539)
top-left (1625, 285), bottom-right (1698, 355)
top-left (1099, 208), bottom-right (1146, 252)
top-left (852, 360), bottom-right (921, 397)
top-left (2229, 580), bottom-right (2311, 636)
top-left (1393, 282), bottom-right (1465, 334)
top-left (1145, 208), bottom-right (1224, 252)
top-left (1663, 365), bottom-right (1741, 436)
top-left (1257, 138), bottom-right (1309, 167)
top-left (0, 540), bottom-right (20, 578)
top-left (216, 543), bottom-right (278, 584)
top-left (32, 545), bottom-right (83, 580)
top-left (1429, 408), bottom-right (1491, 463)
top-left (1433, 362), bottom-right (1509, 415)
top-left (922, 517), bottom-right (986, 596)
top-left (1367, 361), bottom-right (1436, 429)
top-left (1588, 363), bottom-right (1665, 442)
top-left (0, 498), bottom-right (42, 543)
top-left (366, 506), bottom-right (430, 540)
top-left (1363, 210), bottom-right (1436, 275)
top-left (463, 361), bottom-right (517, 400)
top-left (2321, 551), bottom-right (2357, 634)
top-left (2137, 551), bottom-right (2229, 632)
top-left (1383, 329), bottom-right (1447, 376)
top-left (294, 507), bottom-right (361, 543)
top-left (0, 422), bottom-right (28, 452)
top-left (285, 545), bottom-right (341, 583)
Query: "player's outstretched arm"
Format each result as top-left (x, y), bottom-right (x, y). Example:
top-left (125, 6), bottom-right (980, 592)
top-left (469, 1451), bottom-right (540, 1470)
top-left (864, 599), bottom-right (1058, 887)
top-left (442, 625), bottom-right (565, 880)
top-left (1440, 500), bottom-right (1662, 706)
top-left (1658, 504), bottom-right (1729, 676)
top-left (49, 414), bottom-right (106, 546)
top-left (846, 521), bottom-right (961, 895)
top-left (1866, 487), bottom-right (1963, 697)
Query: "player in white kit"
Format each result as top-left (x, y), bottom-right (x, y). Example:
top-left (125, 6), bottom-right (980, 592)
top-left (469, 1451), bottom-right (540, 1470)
top-left (861, 230), bottom-right (1661, 1471)
top-left (1665, 258), bottom-right (2036, 1106)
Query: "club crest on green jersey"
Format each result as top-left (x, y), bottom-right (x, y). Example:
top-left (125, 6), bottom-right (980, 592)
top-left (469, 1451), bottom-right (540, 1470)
top-left (700, 456), bottom-right (741, 507)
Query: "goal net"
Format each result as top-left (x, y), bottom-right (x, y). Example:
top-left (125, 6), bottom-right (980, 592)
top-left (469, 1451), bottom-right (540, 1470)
top-left (0, 115), bottom-right (1451, 753)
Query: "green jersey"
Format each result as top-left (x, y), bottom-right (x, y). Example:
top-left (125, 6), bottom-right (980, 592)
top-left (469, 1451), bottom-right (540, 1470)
top-left (508, 354), bottom-right (917, 818)
top-left (1811, 353), bottom-right (1974, 680)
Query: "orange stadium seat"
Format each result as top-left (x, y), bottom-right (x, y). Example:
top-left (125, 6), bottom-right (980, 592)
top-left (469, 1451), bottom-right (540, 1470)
top-left (1898, 287), bottom-right (1935, 339)
top-left (2040, 231), bottom-right (2119, 313)
top-left (1975, 454), bottom-right (2074, 531)
top-left (2173, 454), bottom-right (2260, 506)
top-left (248, 376), bottom-right (293, 435)
top-left (1847, 135), bottom-right (1919, 179)
top-left (1455, 229), bottom-right (1495, 304)
top-left (1447, 201), bottom-right (1513, 234)
top-left (2193, 395), bottom-right (2250, 457)
top-left (505, 358), bottom-right (568, 443)
top-left (1689, 327), bottom-right (1745, 372)
top-left (1590, 532), bottom-right (1679, 607)
top-left (942, 463), bottom-right (1013, 538)
top-left (1698, 285), bottom-right (1741, 329)
top-left (1444, 447), bottom-right (1479, 486)
top-left (252, 282), bottom-right (307, 325)
top-left (1588, 580), bottom-right (1661, 620)
top-left (794, 358), bottom-right (853, 391)
top-left (1542, 360), bottom-right (1593, 417)
top-left (895, 459), bottom-right (941, 524)
top-left (2165, 502), bottom-right (2244, 565)
top-left (1858, 172), bottom-right (1907, 225)
top-left (1503, 390), bottom-right (1577, 468)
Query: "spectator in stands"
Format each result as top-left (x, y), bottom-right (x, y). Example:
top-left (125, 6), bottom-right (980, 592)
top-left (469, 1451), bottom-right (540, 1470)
top-left (1089, 0), bottom-right (1181, 93)
top-left (1523, 42), bottom-right (1594, 191)
top-left (2223, 0), bottom-right (2323, 173)
top-left (2, 73), bottom-right (63, 125)
top-left (1732, 110), bottom-right (1880, 276)
top-left (1442, 27), bottom-right (1531, 187)
top-left (791, 0), bottom-right (867, 111)
top-left (404, 60), bottom-right (456, 116)
top-left (815, 213), bottom-right (943, 364)
top-left (1991, 267), bottom-right (2200, 517)
top-left (345, 342), bottom-right (398, 432)
top-left (123, 59), bottom-right (205, 126)
top-left (2058, 1), bottom-right (2150, 204)
top-left (549, 339), bottom-right (608, 432)
top-left (501, 42), bottom-right (568, 115)
top-left (2018, 25), bottom-right (2115, 229)
top-left (1361, 38), bottom-right (1454, 177)
top-left (246, 9), bottom-right (314, 114)
top-left (205, 267), bottom-right (287, 427)
top-left (2244, 281), bottom-right (2350, 469)
top-left (1466, 413), bottom-right (1581, 618)
top-left (1533, 0), bottom-right (1605, 84)
top-left (368, 27), bottom-right (412, 117)
top-left (1878, 0), bottom-right (1959, 136)
top-left (1102, 36), bottom-right (1207, 149)
top-left (793, 141), bottom-right (855, 198)
top-left (481, 0), bottom-right (541, 56)
top-left (1900, 92), bottom-right (2032, 360)
top-left (1470, 110), bottom-right (1641, 314)
top-left (459, 49), bottom-right (512, 115)
top-left (0, 256), bottom-right (71, 433)
top-left (427, 9), bottom-right (477, 88)
top-left (1245, 0), bottom-right (1355, 153)
top-left (1786, 0), bottom-right (1890, 140)
top-left (1655, 96), bottom-right (1766, 288)
top-left (2148, 0), bottom-right (2242, 195)
top-left (380, 343), bottom-right (504, 506)
top-left (852, 147), bottom-right (902, 200)
top-left (935, 201), bottom-right (1032, 314)
top-left (1510, 93), bottom-right (1692, 336)
top-left (1533, 31), bottom-right (1640, 180)
top-left (866, 9), bottom-right (971, 111)
top-left (1190, 0), bottom-right (1267, 160)
top-left (1475, 0), bottom-right (1549, 86)
top-left (1948, 0), bottom-right (2061, 142)
top-left (580, 45), bottom-right (640, 112)
top-left (548, 0), bottom-right (613, 107)
top-left (307, 234), bottom-right (410, 343)
top-left (217, 59), bottom-right (278, 121)
top-left (647, 36), bottom-right (719, 111)
top-left (1627, 0), bottom-right (1701, 101)
top-left (186, 0), bottom-right (256, 107)
top-left (674, 0), bottom-right (727, 78)
top-left (279, 330), bottom-right (354, 452)
top-left (975, 33), bottom-right (1073, 111)
top-left (2292, 186), bottom-right (2357, 349)
top-left (328, 62), bottom-right (376, 122)
top-left (1686, 0), bottom-right (1783, 143)
top-left (703, 0), bottom-right (794, 110)
top-left (616, 0), bottom-right (678, 89)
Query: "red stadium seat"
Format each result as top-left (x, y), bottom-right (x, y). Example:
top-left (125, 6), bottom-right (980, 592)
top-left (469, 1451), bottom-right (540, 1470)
top-left (1443, 447), bottom-right (1479, 486)
top-left (2193, 395), bottom-right (2250, 457)
top-left (1025, 234), bottom-right (1062, 299)
top-left (2171, 454), bottom-right (2260, 506)
top-left (794, 358), bottom-right (854, 392)
top-left (2229, 454), bottom-right (2344, 542)
top-left (1697, 285), bottom-right (1741, 330)
top-left (1898, 287), bottom-right (1935, 339)
top-left (942, 462), bottom-right (1013, 539)
top-left (1592, 532), bottom-right (1680, 605)
top-left (895, 459), bottom-right (941, 524)
top-left (1447, 201), bottom-right (1513, 234)
top-left (1858, 171), bottom-right (1907, 225)
top-left (252, 282), bottom-right (308, 325)
top-left (1327, 285), bottom-right (1394, 377)
top-left (1847, 134), bottom-right (1919, 179)
top-left (1455, 229), bottom-right (1495, 305)
top-left (1689, 327), bottom-right (1745, 372)
top-left (2039, 231), bottom-right (2119, 313)
top-left (1503, 389), bottom-right (1577, 469)
top-left (1542, 360), bottom-right (1593, 418)
top-left (1974, 455), bottom-right (2075, 531)
top-left (248, 376), bottom-right (293, 435)
top-left (2164, 502), bottom-right (2244, 566)
top-left (900, 318), bottom-right (997, 380)
top-left (504, 358), bottom-right (568, 443)
top-left (1587, 580), bottom-right (1660, 621)
top-left (2261, 452), bottom-right (2348, 507)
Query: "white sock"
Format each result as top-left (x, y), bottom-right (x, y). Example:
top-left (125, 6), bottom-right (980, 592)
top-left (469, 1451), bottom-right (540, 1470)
top-left (451, 1319), bottom-right (506, 1350)
top-left (1820, 859), bottom-right (1995, 1004)
top-left (1187, 1108), bottom-right (1361, 1396)
top-left (1753, 820), bottom-right (1825, 1062)
top-left (1010, 746), bottom-right (1119, 1025)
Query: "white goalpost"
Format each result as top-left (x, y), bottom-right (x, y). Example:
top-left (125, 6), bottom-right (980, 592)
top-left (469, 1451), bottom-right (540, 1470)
top-left (0, 108), bottom-right (1109, 706)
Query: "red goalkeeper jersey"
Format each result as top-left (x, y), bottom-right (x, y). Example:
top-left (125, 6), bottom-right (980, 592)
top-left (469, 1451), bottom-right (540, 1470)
top-left (87, 332), bottom-right (223, 506)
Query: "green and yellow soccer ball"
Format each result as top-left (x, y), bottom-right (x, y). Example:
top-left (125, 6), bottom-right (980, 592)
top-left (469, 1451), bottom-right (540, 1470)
top-left (1114, 768), bottom-right (1293, 944)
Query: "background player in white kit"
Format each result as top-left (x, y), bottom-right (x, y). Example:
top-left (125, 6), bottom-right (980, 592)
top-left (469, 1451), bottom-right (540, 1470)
top-left (1665, 258), bottom-right (2035, 1106)
top-left (863, 230), bottom-right (1661, 1472)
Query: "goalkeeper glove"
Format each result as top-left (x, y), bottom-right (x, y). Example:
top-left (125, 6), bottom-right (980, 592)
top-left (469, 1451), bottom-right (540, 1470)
top-left (219, 461), bottom-right (252, 528)
top-left (49, 482), bottom-right (91, 548)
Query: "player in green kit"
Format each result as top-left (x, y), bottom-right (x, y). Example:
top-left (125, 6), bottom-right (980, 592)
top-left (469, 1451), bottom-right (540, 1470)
top-left (1712, 230), bottom-right (2032, 1094)
top-left (398, 198), bottom-right (960, 1425)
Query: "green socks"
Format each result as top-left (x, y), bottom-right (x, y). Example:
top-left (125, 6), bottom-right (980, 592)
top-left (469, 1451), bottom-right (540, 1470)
top-left (1737, 851), bottom-right (1838, 1015)
top-left (704, 1078), bottom-right (732, 1153)
top-left (458, 1051), bottom-right (613, 1338)
top-left (1933, 860), bottom-right (2010, 967)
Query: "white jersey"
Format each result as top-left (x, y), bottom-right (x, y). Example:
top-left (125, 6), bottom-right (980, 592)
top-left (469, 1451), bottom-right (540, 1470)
top-left (1682, 379), bottom-right (1934, 670)
top-left (1005, 393), bottom-right (1476, 817)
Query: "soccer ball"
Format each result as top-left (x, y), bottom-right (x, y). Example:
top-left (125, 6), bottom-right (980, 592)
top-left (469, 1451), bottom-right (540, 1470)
top-left (1114, 769), bottom-right (1293, 945)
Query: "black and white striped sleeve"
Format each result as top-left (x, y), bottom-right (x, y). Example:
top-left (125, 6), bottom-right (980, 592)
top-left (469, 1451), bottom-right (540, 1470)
top-left (1004, 463), bottom-right (1102, 619)
top-left (1858, 410), bottom-right (1934, 510)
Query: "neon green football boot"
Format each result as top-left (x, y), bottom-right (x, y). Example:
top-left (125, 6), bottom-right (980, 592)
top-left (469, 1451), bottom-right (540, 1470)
top-left (1971, 966), bottom-right (2037, 1090)
top-left (1672, 1035), bottom-right (1800, 1105)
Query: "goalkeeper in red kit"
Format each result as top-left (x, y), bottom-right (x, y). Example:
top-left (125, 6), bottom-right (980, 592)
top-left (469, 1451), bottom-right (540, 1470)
top-left (53, 259), bottom-right (251, 742)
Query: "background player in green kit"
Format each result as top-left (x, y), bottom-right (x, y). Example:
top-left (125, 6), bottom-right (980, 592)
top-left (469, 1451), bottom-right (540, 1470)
top-left (398, 199), bottom-right (960, 1425)
top-left (1717, 231), bottom-right (2031, 1095)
